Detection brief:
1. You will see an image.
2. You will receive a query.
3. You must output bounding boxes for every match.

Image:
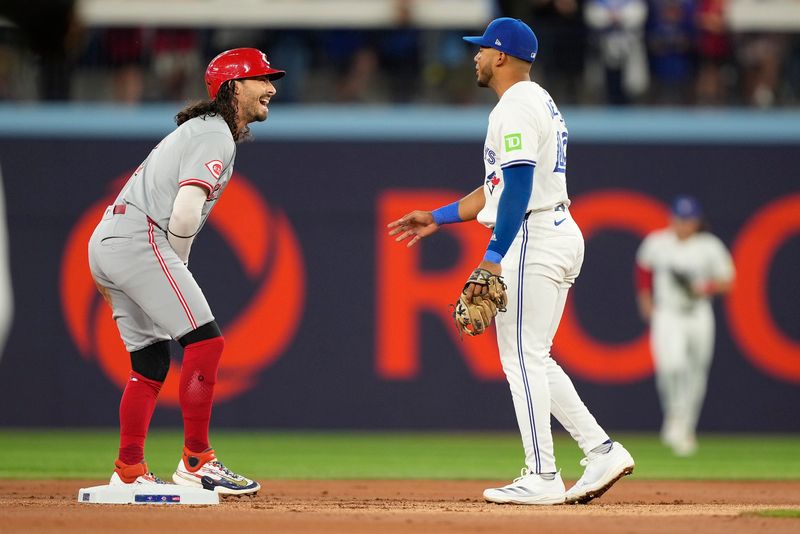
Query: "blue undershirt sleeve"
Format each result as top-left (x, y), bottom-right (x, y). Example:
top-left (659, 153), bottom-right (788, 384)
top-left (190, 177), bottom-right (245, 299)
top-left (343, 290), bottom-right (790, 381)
top-left (484, 163), bottom-right (534, 263)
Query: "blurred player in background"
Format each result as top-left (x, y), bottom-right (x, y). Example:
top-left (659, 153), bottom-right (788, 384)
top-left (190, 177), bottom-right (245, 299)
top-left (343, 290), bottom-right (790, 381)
top-left (389, 18), bottom-right (634, 505)
top-left (635, 196), bottom-right (735, 456)
top-left (0, 166), bottom-right (11, 363)
top-left (88, 48), bottom-right (284, 494)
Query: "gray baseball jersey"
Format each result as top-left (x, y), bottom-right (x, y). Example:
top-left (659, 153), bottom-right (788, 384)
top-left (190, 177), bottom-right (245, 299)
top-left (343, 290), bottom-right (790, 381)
top-left (116, 114), bottom-right (236, 232)
top-left (88, 114), bottom-right (235, 351)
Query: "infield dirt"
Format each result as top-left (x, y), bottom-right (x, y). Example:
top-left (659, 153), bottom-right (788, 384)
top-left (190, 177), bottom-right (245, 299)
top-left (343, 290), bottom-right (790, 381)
top-left (2, 479), bottom-right (799, 533)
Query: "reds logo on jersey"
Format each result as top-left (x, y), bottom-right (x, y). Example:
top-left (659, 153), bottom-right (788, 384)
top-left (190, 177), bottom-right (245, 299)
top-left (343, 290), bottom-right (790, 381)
top-left (205, 159), bottom-right (224, 181)
top-left (485, 171), bottom-right (501, 195)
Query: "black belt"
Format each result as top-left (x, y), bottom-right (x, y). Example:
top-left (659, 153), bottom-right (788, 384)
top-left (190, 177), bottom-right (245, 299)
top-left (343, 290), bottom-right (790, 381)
top-left (524, 203), bottom-right (566, 220)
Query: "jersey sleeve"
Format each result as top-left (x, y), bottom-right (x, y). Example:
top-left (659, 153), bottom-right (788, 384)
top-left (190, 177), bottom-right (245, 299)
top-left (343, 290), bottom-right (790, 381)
top-left (707, 236), bottom-right (735, 282)
top-left (495, 101), bottom-right (540, 170)
top-left (177, 131), bottom-right (234, 196)
top-left (636, 234), bottom-right (656, 268)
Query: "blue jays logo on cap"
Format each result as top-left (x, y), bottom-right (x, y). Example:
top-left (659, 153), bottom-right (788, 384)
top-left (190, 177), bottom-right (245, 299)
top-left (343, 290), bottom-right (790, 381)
top-left (463, 17), bottom-right (538, 63)
top-left (671, 195), bottom-right (703, 219)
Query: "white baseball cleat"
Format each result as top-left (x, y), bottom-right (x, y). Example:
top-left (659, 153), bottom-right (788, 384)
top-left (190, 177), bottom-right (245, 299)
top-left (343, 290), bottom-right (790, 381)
top-left (565, 441), bottom-right (635, 504)
top-left (660, 416), bottom-right (681, 448)
top-left (172, 447), bottom-right (260, 496)
top-left (671, 435), bottom-right (698, 457)
top-left (483, 468), bottom-right (566, 505)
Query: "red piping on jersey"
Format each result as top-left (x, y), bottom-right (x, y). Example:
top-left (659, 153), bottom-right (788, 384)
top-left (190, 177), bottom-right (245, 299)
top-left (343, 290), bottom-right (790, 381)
top-left (147, 219), bottom-right (198, 330)
top-left (635, 264), bottom-right (653, 292)
top-left (179, 179), bottom-right (213, 200)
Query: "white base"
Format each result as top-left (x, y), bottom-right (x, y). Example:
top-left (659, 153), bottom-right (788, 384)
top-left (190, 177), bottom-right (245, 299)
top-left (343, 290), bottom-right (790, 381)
top-left (77, 483), bottom-right (219, 505)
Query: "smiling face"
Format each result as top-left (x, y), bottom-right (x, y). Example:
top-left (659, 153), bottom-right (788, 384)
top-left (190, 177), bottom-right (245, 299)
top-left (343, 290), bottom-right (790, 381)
top-left (234, 76), bottom-right (277, 125)
top-left (473, 47), bottom-right (499, 88)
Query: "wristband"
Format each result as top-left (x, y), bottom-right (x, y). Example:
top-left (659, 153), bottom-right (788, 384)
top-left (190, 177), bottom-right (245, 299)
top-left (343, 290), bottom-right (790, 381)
top-left (483, 250), bottom-right (503, 264)
top-left (431, 201), bottom-right (461, 226)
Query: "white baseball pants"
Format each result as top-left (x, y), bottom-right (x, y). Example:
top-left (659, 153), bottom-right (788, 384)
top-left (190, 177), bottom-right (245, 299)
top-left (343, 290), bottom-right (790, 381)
top-left (496, 205), bottom-right (610, 473)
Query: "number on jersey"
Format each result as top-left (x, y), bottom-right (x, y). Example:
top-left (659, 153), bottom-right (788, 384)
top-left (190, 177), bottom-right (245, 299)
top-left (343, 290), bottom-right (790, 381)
top-left (554, 131), bottom-right (568, 173)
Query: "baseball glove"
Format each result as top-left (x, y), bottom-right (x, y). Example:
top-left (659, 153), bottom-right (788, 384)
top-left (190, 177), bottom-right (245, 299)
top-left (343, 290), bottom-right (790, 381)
top-left (452, 268), bottom-right (508, 337)
top-left (669, 269), bottom-right (696, 299)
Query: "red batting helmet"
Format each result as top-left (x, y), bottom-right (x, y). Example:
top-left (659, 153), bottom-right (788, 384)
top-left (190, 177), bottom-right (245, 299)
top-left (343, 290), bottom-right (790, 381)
top-left (205, 48), bottom-right (286, 99)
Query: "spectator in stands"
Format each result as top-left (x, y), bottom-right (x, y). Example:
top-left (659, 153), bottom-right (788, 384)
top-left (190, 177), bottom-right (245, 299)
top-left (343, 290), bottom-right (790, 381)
top-left (585, 0), bottom-right (649, 105)
top-left (788, 36), bottom-right (800, 105)
top-left (104, 28), bottom-right (146, 104)
top-left (419, 30), bottom-right (482, 104)
top-left (264, 31), bottom-right (313, 103)
top-left (377, 0), bottom-right (422, 102)
top-left (736, 32), bottom-right (789, 107)
top-left (152, 29), bottom-right (203, 101)
top-left (695, 0), bottom-right (731, 105)
top-left (0, 0), bottom-right (80, 100)
top-left (320, 30), bottom-right (379, 102)
top-left (646, 0), bottom-right (697, 105)
top-left (499, 0), bottom-right (587, 104)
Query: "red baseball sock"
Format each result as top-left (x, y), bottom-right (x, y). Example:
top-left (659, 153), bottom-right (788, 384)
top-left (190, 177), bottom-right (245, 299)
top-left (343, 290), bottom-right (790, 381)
top-left (179, 336), bottom-right (224, 453)
top-left (118, 371), bottom-right (163, 465)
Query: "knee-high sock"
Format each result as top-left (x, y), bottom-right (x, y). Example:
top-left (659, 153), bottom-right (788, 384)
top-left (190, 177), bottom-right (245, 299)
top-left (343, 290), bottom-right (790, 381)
top-left (118, 371), bottom-right (163, 465)
top-left (179, 336), bottom-right (224, 453)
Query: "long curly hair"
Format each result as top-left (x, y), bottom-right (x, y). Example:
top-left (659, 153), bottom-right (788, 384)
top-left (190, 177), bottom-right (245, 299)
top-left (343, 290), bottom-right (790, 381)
top-left (175, 81), bottom-right (250, 142)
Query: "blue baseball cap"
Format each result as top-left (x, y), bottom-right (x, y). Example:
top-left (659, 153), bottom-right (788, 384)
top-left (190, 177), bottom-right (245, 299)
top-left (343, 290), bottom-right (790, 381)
top-left (463, 18), bottom-right (538, 63)
top-left (671, 195), bottom-right (703, 219)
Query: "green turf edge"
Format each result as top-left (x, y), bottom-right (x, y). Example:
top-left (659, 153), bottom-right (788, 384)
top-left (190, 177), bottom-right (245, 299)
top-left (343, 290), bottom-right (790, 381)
top-left (749, 509), bottom-right (800, 519)
top-left (1, 430), bottom-right (800, 481)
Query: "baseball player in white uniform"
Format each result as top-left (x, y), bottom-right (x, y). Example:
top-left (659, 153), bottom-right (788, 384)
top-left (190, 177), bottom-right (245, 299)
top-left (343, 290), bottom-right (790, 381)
top-left (88, 48), bottom-right (284, 494)
top-left (388, 18), bottom-right (634, 505)
top-left (636, 196), bottom-right (734, 456)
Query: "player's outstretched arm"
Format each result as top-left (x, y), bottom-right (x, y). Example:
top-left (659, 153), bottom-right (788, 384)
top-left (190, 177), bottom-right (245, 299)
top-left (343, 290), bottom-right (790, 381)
top-left (387, 186), bottom-right (485, 248)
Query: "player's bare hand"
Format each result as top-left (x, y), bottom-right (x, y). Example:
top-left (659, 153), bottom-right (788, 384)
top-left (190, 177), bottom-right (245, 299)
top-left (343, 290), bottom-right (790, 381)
top-left (387, 210), bottom-right (440, 247)
top-left (464, 260), bottom-right (502, 299)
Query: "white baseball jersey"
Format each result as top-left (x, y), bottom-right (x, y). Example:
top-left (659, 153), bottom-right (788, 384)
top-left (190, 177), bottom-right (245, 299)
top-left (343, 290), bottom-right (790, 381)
top-left (478, 81), bottom-right (612, 474)
top-left (637, 229), bottom-right (733, 454)
top-left (115, 114), bottom-right (236, 232)
top-left (636, 229), bottom-right (735, 312)
top-left (477, 81), bottom-right (570, 228)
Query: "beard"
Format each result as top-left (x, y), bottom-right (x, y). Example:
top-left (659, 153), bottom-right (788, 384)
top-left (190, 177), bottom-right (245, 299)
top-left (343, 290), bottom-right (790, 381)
top-left (250, 100), bottom-right (268, 123)
top-left (476, 66), bottom-right (491, 87)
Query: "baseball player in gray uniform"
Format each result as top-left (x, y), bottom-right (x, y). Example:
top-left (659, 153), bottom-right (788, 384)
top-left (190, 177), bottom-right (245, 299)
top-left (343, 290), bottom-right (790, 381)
top-left (388, 18), bottom-right (634, 505)
top-left (88, 48), bottom-right (284, 495)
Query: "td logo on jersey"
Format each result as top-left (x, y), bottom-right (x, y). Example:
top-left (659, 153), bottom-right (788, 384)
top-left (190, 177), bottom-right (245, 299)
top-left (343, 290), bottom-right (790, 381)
top-left (60, 172), bottom-right (306, 406)
top-left (504, 133), bottom-right (522, 152)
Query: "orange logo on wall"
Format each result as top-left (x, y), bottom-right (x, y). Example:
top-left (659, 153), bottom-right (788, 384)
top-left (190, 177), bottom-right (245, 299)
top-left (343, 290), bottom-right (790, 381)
top-left (375, 189), bottom-right (669, 384)
top-left (727, 194), bottom-right (800, 383)
top-left (376, 190), bottom-right (504, 380)
top-left (376, 188), bottom-right (800, 386)
top-left (60, 172), bottom-right (306, 406)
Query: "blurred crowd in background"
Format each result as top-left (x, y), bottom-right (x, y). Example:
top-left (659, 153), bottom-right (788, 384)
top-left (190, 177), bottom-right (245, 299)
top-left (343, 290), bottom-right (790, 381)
top-left (1, 0), bottom-right (799, 107)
